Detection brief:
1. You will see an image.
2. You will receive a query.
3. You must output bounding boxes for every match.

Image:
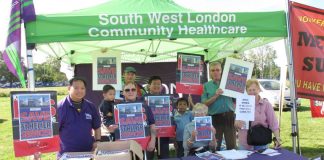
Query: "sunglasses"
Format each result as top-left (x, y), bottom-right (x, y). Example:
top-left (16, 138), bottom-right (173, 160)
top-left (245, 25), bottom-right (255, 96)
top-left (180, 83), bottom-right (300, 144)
top-left (124, 88), bottom-right (136, 92)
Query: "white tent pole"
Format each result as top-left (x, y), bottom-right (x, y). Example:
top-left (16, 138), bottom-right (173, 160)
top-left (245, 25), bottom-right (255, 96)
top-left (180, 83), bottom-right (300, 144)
top-left (22, 22), bottom-right (35, 91)
top-left (278, 65), bottom-right (287, 130)
top-left (284, 0), bottom-right (300, 154)
top-left (27, 50), bottom-right (35, 91)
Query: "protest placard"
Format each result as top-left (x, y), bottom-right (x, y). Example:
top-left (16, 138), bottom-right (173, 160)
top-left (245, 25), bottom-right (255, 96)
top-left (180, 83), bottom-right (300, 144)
top-left (92, 51), bottom-right (122, 90)
top-left (117, 103), bottom-right (145, 140)
top-left (235, 95), bottom-right (255, 121)
top-left (195, 116), bottom-right (212, 141)
top-left (11, 91), bottom-right (59, 157)
top-left (220, 57), bottom-right (253, 98)
top-left (176, 53), bottom-right (205, 95)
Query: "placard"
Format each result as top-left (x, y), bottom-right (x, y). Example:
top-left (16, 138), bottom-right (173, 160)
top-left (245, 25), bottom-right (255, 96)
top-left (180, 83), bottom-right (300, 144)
top-left (92, 51), bottom-right (122, 90)
top-left (147, 96), bottom-right (171, 127)
top-left (147, 96), bottom-right (175, 137)
top-left (11, 91), bottom-right (59, 157)
top-left (18, 94), bottom-right (53, 140)
top-left (220, 57), bottom-right (254, 98)
top-left (117, 103), bottom-right (145, 140)
top-left (194, 116), bottom-right (212, 141)
top-left (176, 52), bottom-right (205, 95)
top-left (235, 95), bottom-right (255, 121)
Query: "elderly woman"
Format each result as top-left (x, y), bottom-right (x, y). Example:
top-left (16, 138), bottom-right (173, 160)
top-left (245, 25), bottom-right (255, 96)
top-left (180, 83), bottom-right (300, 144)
top-left (235, 79), bottom-right (282, 150)
top-left (183, 103), bottom-right (216, 156)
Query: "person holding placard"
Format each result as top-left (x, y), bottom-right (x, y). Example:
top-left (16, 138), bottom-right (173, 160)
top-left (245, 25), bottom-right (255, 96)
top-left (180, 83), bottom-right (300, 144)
top-left (174, 98), bottom-right (194, 157)
top-left (183, 103), bottom-right (216, 156)
top-left (144, 76), bottom-right (172, 159)
top-left (234, 79), bottom-right (281, 150)
top-left (120, 82), bottom-right (157, 159)
top-left (201, 61), bottom-right (236, 151)
top-left (57, 77), bottom-right (101, 156)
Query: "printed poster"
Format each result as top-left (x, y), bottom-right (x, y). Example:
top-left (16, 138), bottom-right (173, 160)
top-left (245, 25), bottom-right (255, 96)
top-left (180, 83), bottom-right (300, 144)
top-left (235, 95), bottom-right (255, 121)
top-left (11, 91), bottom-right (59, 157)
top-left (176, 52), bottom-right (205, 95)
top-left (92, 51), bottom-right (122, 90)
top-left (147, 96), bottom-right (175, 137)
top-left (117, 103), bottom-right (145, 140)
top-left (147, 96), bottom-right (171, 127)
top-left (195, 116), bottom-right (212, 141)
top-left (220, 57), bottom-right (254, 98)
top-left (18, 94), bottom-right (53, 140)
top-left (310, 100), bottom-right (324, 118)
top-left (289, 2), bottom-right (324, 100)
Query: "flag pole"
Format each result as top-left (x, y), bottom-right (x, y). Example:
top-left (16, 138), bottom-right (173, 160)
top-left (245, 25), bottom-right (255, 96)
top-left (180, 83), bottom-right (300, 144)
top-left (284, 0), bottom-right (300, 154)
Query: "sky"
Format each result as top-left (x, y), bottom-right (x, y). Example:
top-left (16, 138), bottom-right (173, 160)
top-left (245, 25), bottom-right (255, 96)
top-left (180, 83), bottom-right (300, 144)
top-left (0, 0), bottom-right (323, 66)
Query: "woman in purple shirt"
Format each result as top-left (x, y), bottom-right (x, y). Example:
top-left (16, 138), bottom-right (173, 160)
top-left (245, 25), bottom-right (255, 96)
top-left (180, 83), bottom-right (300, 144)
top-left (235, 79), bottom-right (282, 150)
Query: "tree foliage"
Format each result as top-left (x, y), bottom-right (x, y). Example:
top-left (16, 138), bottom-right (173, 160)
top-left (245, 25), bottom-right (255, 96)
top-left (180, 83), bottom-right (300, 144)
top-left (33, 57), bottom-right (67, 82)
top-left (0, 54), bottom-right (67, 85)
top-left (230, 45), bottom-right (280, 79)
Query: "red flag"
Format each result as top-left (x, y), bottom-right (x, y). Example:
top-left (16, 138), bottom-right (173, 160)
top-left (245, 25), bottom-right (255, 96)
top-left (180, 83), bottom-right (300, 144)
top-left (289, 2), bottom-right (324, 100)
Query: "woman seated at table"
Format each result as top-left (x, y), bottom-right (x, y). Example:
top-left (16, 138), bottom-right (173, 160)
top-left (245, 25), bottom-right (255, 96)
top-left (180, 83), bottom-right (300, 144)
top-left (183, 103), bottom-right (216, 156)
top-left (234, 79), bottom-right (282, 151)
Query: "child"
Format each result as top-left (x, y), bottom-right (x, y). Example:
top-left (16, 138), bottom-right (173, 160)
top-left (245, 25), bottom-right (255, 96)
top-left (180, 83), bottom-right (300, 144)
top-left (183, 103), bottom-right (216, 156)
top-left (98, 84), bottom-right (118, 141)
top-left (173, 98), bottom-right (194, 158)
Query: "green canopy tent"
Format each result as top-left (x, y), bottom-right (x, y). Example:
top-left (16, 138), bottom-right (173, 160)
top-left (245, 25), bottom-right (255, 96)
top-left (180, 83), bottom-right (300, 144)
top-left (23, 0), bottom-right (305, 155)
top-left (25, 0), bottom-right (287, 65)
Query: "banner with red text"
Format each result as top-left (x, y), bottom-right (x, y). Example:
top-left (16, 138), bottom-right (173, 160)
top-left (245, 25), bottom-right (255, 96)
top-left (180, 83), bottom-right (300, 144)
top-left (176, 53), bottom-right (205, 95)
top-left (290, 2), bottom-right (324, 100)
top-left (11, 91), bottom-right (59, 157)
top-left (310, 100), bottom-right (324, 118)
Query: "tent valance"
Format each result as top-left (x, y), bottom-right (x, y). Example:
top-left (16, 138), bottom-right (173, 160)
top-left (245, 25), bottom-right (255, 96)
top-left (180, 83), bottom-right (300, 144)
top-left (26, 0), bottom-right (287, 64)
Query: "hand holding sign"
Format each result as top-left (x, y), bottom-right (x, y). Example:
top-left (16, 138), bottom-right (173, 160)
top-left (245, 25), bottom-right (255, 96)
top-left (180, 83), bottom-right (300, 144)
top-left (215, 88), bottom-right (224, 96)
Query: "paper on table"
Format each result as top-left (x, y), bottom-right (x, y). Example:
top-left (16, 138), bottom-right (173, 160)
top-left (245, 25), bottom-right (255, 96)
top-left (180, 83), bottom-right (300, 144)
top-left (196, 151), bottom-right (224, 160)
top-left (217, 149), bottom-right (248, 159)
top-left (59, 153), bottom-right (93, 160)
top-left (237, 150), bottom-right (254, 156)
top-left (261, 149), bottom-right (282, 156)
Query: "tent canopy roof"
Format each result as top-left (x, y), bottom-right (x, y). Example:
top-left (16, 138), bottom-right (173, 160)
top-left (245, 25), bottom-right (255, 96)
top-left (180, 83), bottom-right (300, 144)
top-left (26, 0), bottom-right (287, 64)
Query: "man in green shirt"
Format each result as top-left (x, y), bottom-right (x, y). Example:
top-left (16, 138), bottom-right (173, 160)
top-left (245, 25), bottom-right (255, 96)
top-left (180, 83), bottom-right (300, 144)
top-left (201, 61), bottom-right (236, 151)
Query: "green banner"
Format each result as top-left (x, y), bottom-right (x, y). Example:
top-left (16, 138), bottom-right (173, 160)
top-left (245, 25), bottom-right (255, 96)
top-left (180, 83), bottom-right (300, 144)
top-left (26, 11), bottom-right (287, 43)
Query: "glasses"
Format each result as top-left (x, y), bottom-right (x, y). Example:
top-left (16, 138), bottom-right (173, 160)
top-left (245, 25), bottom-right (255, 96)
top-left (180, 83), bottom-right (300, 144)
top-left (124, 88), bottom-right (136, 93)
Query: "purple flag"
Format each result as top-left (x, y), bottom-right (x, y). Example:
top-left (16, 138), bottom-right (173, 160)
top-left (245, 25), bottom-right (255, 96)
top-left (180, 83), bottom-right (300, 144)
top-left (2, 0), bottom-right (35, 88)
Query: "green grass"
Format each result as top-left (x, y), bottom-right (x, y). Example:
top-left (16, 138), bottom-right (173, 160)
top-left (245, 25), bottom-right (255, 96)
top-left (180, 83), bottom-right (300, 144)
top-left (1, 96), bottom-right (323, 159)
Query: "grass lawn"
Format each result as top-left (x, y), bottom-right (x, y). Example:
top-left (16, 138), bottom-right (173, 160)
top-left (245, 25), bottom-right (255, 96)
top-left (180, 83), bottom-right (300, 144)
top-left (1, 96), bottom-right (323, 159)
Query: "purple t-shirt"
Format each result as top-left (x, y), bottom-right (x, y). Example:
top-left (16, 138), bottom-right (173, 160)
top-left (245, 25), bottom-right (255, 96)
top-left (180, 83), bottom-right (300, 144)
top-left (58, 96), bottom-right (101, 154)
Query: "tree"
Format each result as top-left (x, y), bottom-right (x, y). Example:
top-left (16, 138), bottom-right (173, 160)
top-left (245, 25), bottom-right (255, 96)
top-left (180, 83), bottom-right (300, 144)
top-left (243, 45), bottom-right (280, 79)
top-left (0, 51), bottom-right (26, 87)
top-left (34, 57), bottom-right (67, 83)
